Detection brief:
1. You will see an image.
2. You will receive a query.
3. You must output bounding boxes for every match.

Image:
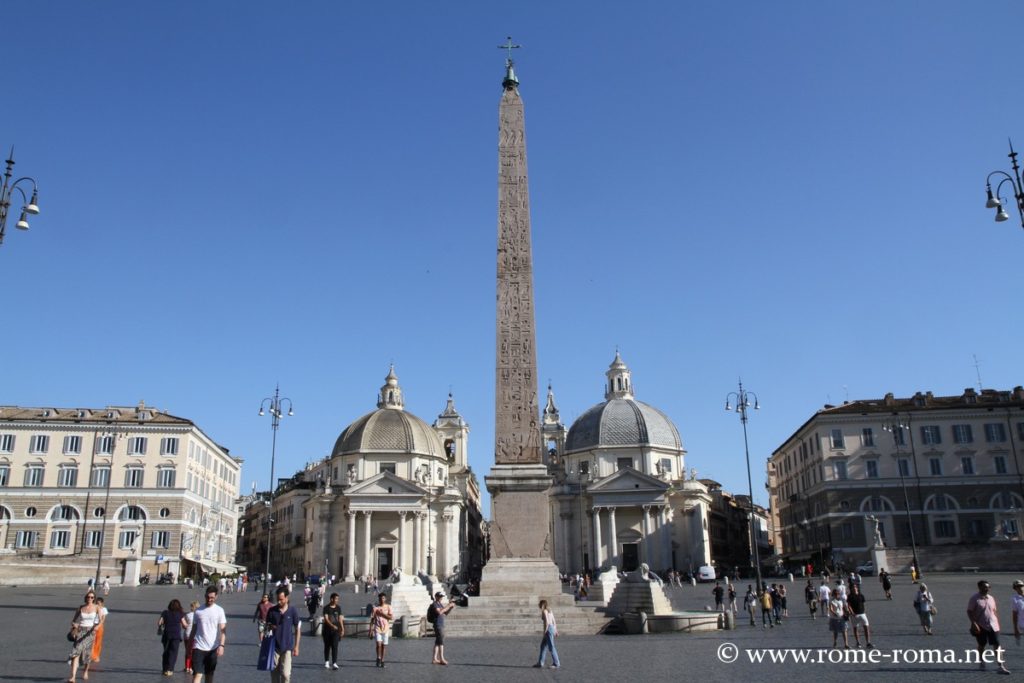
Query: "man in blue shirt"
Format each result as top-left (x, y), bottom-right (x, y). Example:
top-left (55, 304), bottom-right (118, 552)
top-left (266, 587), bottom-right (301, 683)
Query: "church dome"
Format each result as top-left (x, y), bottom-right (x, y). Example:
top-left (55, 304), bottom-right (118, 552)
top-left (564, 353), bottom-right (683, 453)
top-left (332, 367), bottom-right (444, 457)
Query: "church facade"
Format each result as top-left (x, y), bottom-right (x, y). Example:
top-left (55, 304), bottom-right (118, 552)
top-left (545, 353), bottom-right (714, 576)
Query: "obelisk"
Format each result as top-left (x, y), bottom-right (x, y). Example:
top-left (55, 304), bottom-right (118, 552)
top-left (481, 40), bottom-right (564, 600)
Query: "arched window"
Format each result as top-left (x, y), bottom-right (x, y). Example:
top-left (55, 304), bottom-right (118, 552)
top-left (50, 505), bottom-right (80, 521)
top-left (989, 492), bottom-right (1024, 510)
top-left (118, 505), bottom-right (146, 521)
top-left (925, 494), bottom-right (959, 511)
top-left (859, 496), bottom-right (895, 513)
top-left (0, 506), bottom-right (10, 520)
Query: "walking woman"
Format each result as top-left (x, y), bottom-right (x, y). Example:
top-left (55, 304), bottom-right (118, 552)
top-left (157, 599), bottom-right (187, 676)
top-left (321, 593), bottom-right (344, 669)
top-left (913, 583), bottom-right (936, 635)
top-left (253, 593), bottom-right (272, 643)
top-left (90, 597), bottom-right (108, 664)
top-left (67, 591), bottom-right (101, 682)
top-left (533, 599), bottom-right (560, 669)
top-left (183, 600), bottom-right (199, 674)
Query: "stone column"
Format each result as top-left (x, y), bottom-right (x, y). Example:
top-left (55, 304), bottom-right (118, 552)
top-left (443, 511), bottom-right (455, 577)
top-left (660, 506), bottom-right (673, 570)
top-left (641, 505), bottom-right (652, 566)
top-left (592, 507), bottom-right (604, 568)
top-left (397, 511), bottom-right (407, 572)
top-left (608, 507), bottom-right (619, 568)
top-left (344, 511), bottom-right (356, 582)
top-left (412, 512), bottom-right (421, 574)
top-left (362, 510), bottom-right (373, 579)
top-left (560, 512), bottom-right (572, 572)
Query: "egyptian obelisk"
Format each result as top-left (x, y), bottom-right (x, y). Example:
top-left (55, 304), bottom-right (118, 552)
top-left (481, 40), bottom-right (564, 600)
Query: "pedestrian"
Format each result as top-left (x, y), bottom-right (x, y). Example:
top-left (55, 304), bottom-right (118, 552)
top-left (188, 585), bottom-right (227, 683)
top-left (266, 587), bottom-right (301, 683)
top-left (833, 578), bottom-right (848, 602)
top-left (91, 597), bottom-right (108, 663)
top-left (253, 594), bottom-right (272, 642)
top-left (846, 584), bottom-right (873, 648)
top-left (370, 593), bottom-right (393, 668)
top-left (101, 576), bottom-right (111, 596)
top-left (770, 584), bottom-right (782, 624)
top-left (743, 585), bottom-right (757, 626)
top-left (533, 599), bottom-right (560, 669)
top-left (429, 591), bottom-right (456, 665)
top-left (828, 591), bottom-right (849, 649)
top-left (778, 584), bottom-right (789, 618)
top-left (321, 593), bottom-right (344, 670)
top-left (183, 600), bottom-right (199, 675)
top-left (712, 582), bottom-right (725, 612)
top-left (759, 588), bottom-right (774, 629)
top-left (67, 590), bottom-right (101, 683)
top-left (879, 569), bottom-right (893, 600)
top-left (805, 580), bottom-right (818, 619)
top-left (967, 579), bottom-right (1011, 674)
top-left (818, 579), bottom-right (832, 616)
top-left (158, 599), bottom-right (187, 676)
top-left (913, 583), bottom-right (935, 635)
top-left (305, 588), bottom-right (321, 621)
top-left (728, 584), bottom-right (738, 614)
top-left (1012, 580), bottom-right (1024, 640)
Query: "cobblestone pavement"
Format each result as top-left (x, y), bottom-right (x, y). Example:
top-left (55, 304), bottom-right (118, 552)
top-left (2, 572), bottom-right (1022, 682)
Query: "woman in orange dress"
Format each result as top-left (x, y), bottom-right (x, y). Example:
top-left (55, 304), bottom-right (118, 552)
top-left (90, 597), bottom-right (108, 662)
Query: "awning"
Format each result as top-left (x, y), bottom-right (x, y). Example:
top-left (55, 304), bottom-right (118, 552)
top-left (198, 560), bottom-right (244, 575)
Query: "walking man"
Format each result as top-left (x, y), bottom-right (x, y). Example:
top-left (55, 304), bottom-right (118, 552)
top-left (743, 585), bottom-right (756, 626)
top-left (712, 582), bottom-right (725, 612)
top-left (818, 579), bottom-right (832, 616)
top-left (1012, 579), bottom-right (1024, 641)
top-left (966, 579), bottom-right (1010, 674)
top-left (189, 586), bottom-right (227, 683)
top-left (846, 583), bottom-right (873, 648)
top-left (266, 587), bottom-right (301, 683)
top-left (430, 592), bottom-right (455, 665)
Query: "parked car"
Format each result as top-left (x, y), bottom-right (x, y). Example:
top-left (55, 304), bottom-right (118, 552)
top-left (697, 565), bottom-right (717, 582)
top-left (855, 560), bottom-right (875, 576)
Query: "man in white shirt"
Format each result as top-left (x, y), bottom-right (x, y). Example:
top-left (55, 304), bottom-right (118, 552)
top-left (834, 579), bottom-right (848, 602)
top-left (1012, 579), bottom-right (1024, 639)
top-left (818, 580), bottom-right (832, 615)
top-left (189, 586), bottom-right (227, 683)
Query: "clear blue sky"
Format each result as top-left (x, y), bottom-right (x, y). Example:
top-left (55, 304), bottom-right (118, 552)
top-left (3, 2), bottom-right (1022, 513)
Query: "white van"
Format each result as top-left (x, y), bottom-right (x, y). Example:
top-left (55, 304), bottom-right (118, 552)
top-left (697, 565), bottom-right (716, 582)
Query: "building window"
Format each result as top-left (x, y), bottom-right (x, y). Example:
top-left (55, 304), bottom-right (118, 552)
top-left (995, 455), bottom-right (1008, 475)
top-left (830, 429), bottom-right (845, 449)
top-left (93, 507), bottom-right (105, 518)
top-left (891, 427), bottom-right (906, 447)
top-left (868, 496), bottom-right (891, 512)
top-left (50, 530), bottom-right (71, 549)
top-left (127, 437), bottom-right (147, 456)
top-left (85, 530), bottom-right (102, 548)
top-left (0, 465), bottom-right (8, 487)
top-left (961, 456), bottom-right (975, 475)
top-left (840, 522), bottom-right (854, 540)
top-left (379, 463), bottom-right (396, 475)
top-left (151, 531), bottom-right (170, 549)
top-left (23, 466), bottom-right (44, 487)
top-left (63, 435), bottom-right (82, 455)
top-left (53, 505), bottom-right (78, 521)
top-left (929, 457), bottom-right (943, 476)
top-left (160, 438), bottom-right (179, 456)
top-left (660, 457), bottom-right (673, 473)
top-left (865, 460), bottom-right (879, 478)
top-left (119, 505), bottom-right (145, 521)
top-left (920, 426), bottom-right (941, 446)
top-left (952, 424), bottom-right (973, 444)
top-left (90, 466), bottom-right (110, 488)
top-left (579, 460), bottom-right (590, 476)
top-left (1018, 422), bottom-right (1024, 442)
top-left (157, 468), bottom-right (176, 488)
top-left (24, 506), bottom-right (37, 517)
top-left (833, 460), bottom-right (848, 480)
top-left (118, 530), bottom-right (138, 549)
top-left (29, 435), bottom-right (49, 454)
top-left (968, 519), bottom-right (986, 538)
top-left (897, 458), bottom-right (911, 477)
top-left (862, 428), bottom-right (874, 447)
top-left (124, 468), bottom-right (144, 488)
top-left (57, 466), bottom-right (78, 488)
top-left (984, 423), bottom-right (1007, 443)
top-left (0, 434), bottom-right (15, 452)
top-left (159, 507), bottom-right (171, 518)
top-left (95, 436), bottom-right (114, 455)
top-left (15, 531), bottom-right (38, 548)
top-left (934, 520), bottom-right (956, 538)
top-left (617, 457), bottom-right (634, 470)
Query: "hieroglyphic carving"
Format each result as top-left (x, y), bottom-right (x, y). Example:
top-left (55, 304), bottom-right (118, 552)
top-left (495, 85), bottom-right (542, 465)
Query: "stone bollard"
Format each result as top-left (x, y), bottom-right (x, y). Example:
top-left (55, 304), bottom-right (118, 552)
top-left (788, 573), bottom-right (794, 583)
top-left (690, 577), bottom-right (697, 587)
top-left (310, 616), bottom-right (323, 636)
top-left (638, 610), bottom-right (649, 634)
top-left (724, 610), bottom-right (735, 630)
top-left (397, 615), bottom-right (409, 638)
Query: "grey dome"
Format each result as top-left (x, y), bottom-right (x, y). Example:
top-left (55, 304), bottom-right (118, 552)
top-left (333, 408), bottom-right (443, 457)
top-left (565, 398), bottom-right (682, 453)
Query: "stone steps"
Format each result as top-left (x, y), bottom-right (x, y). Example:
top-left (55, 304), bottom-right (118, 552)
top-left (441, 599), bottom-right (609, 637)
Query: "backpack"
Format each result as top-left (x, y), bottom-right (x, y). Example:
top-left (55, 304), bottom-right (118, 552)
top-left (426, 603), bottom-right (438, 624)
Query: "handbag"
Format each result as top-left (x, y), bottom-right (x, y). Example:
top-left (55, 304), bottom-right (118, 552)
top-left (256, 634), bottom-right (275, 671)
top-left (929, 605), bottom-right (937, 616)
top-left (67, 630), bottom-right (76, 642)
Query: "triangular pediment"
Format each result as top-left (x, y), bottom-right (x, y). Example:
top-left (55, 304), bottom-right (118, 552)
top-left (588, 467), bottom-right (669, 493)
top-left (346, 471), bottom-right (426, 497)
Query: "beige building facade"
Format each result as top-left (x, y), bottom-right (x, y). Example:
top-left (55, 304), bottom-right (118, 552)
top-left (0, 403), bottom-right (242, 582)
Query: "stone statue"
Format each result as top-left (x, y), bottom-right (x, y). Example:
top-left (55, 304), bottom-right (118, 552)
top-left (346, 465), bottom-right (356, 485)
top-left (689, 467), bottom-right (697, 481)
top-left (865, 515), bottom-right (884, 548)
top-left (623, 562), bottom-right (663, 585)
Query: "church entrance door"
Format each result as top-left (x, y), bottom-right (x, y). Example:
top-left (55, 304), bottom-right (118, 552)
top-left (377, 547), bottom-right (393, 580)
top-left (622, 543), bottom-right (639, 572)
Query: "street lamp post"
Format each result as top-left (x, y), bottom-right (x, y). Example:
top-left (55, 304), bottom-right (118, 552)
top-left (258, 385), bottom-right (293, 593)
top-left (725, 380), bottom-right (762, 590)
top-left (94, 426), bottom-right (127, 587)
top-left (882, 419), bottom-right (921, 579)
top-left (983, 140), bottom-right (1024, 229)
top-left (0, 148), bottom-right (41, 247)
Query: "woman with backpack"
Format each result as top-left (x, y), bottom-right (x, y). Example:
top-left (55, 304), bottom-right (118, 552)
top-left (913, 583), bottom-right (936, 635)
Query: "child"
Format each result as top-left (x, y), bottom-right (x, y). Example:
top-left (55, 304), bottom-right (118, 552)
top-left (533, 600), bottom-right (560, 669)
